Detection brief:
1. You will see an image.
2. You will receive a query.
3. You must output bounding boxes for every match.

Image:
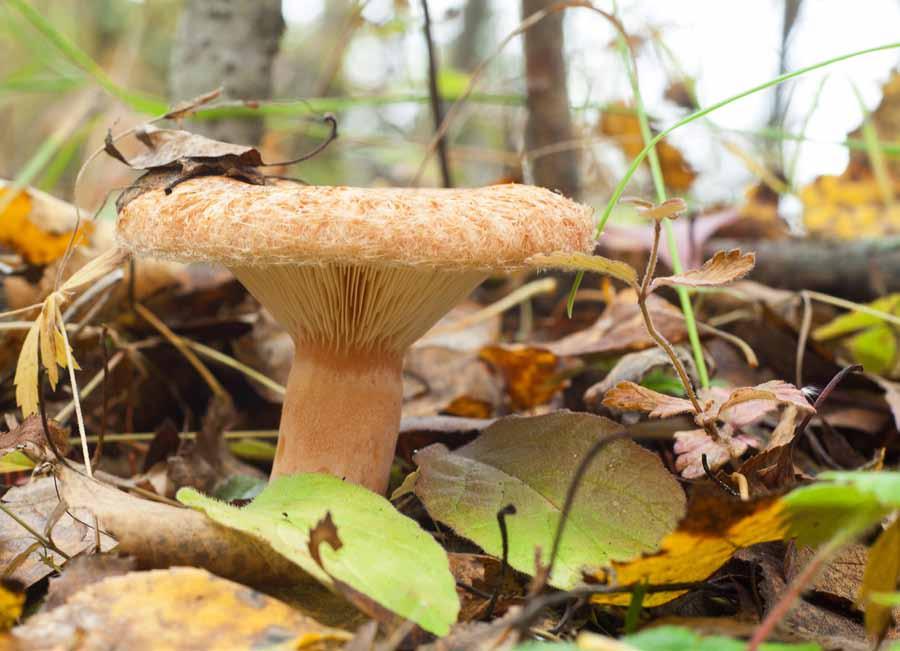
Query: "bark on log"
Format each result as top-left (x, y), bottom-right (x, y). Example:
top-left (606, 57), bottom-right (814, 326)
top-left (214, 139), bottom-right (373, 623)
top-left (169, 0), bottom-right (285, 145)
top-left (706, 237), bottom-right (900, 300)
top-left (522, 0), bottom-right (580, 199)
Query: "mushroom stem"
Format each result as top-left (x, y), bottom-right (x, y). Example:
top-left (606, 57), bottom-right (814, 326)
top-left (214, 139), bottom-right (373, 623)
top-left (274, 344), bottom-right (404, 494)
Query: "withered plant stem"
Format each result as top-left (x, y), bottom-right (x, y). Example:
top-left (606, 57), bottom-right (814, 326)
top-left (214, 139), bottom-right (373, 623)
top-left (637, 221), bottom-right (717, 438)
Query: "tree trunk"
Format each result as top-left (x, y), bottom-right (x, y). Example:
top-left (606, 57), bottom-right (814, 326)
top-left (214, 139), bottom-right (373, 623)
top-left (521, 0), bottom-right (579, 199)
top-left (169, 0), bottom-right (285, 145)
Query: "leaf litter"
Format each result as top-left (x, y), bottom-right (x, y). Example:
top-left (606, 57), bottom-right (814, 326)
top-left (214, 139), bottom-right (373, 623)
top-left (1, 78), bottom-right (899, 651)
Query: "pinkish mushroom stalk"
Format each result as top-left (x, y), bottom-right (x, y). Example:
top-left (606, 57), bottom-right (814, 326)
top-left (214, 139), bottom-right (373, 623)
top-left (117, 179), bottom-right (594, 493)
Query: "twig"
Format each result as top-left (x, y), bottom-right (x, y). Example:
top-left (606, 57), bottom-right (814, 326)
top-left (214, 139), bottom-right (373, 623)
top-left (794, 364), bottom-right (863, 439)
top-left (485, 504), bottom-right (516, 619)
top-left (637, 220), bottom-right (717, 440)
top-left (795, 291), bottom-right (813, 387)
top-left (92, 327), bottom-right (111, 468)
top-left (420, 0), bottom-right (452, 187)
top-left (54, 303), bottom-right (91, 477)
top-left (55, 350), bottom-right (124, 425)
top-left (537, 432), bottom-right (631, 594)
top-left (0, 502), bottom-right (71, 560)
top-left (133, 303), bottom-right (225, 397)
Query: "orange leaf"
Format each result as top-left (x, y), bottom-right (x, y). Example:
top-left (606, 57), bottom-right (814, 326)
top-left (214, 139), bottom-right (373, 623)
top-left (0, 186), bottom-right (90, 265)
top-left (592, 489), bottom-right (788, 606)
top-left (478, 345), bottom-right (563, 410)
top-left (651, 249), bottom-right (755, 291)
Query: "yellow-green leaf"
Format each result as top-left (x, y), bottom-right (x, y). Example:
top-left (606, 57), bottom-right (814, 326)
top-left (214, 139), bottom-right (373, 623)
top-left (527, 251), bottom-right (638, 287)
top-left (14, 320), bottom-right (40, 417)
top-left (859, 518), bottom-right (900, 638)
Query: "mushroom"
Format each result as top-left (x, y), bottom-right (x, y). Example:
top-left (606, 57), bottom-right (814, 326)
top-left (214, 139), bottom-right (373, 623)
top-left (116, 179), bottom-right (594, 493)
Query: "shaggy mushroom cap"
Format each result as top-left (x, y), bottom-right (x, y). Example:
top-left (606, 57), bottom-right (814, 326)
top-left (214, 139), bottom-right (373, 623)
top-left (117, 178), bottom-right (594, 493)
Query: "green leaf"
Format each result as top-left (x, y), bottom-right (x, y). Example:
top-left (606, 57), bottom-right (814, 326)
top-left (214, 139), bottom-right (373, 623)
top-left (178, 474), bottom-right (459, 635)
top-left (228, 438), bottom-right (276, 462)
top-left (437, 67), bottom-right (472, 100)
top-left (622, 625), bottom-right (821, 650)
top-left (413, 411), bottom-right (686, 589)
top-left (812, 294), bottom-right (900, 340)
top-left (848, 324), bottom-right (896, 375)
top-left (212, 475), bottom-right (266, 502)
top-left (0, 451), bottom-right (34, 474)
top-left (784, 471), bottom-right (900, 546)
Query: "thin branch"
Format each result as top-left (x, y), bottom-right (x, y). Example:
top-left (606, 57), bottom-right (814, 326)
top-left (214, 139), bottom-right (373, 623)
top-left (420, 0), bottom-right (452, 187)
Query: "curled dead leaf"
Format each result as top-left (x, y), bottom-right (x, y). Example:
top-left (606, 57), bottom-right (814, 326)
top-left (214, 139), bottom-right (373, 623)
top-left (650, 249), bottom-right (755, 292)
top-left (601, 381), bottom-right (695, 419)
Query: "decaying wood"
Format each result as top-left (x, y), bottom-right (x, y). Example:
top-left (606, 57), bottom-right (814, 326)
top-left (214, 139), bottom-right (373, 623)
top-left (706, 236), bottom-right (900, 300)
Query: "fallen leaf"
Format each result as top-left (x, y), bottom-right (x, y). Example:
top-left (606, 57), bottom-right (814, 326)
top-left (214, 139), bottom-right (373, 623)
top-left (592, 488), bottom-right (788, 606)
top-left (0, 476), bottom-right (116, 588)
top-left (601, 381), bottom-right (695, 419)
top-left (43, 554), bottom-right (136, 611)
top-left (0, 182), bottom-right (88, 265)
top-left (546, 290), bottom-right (686, 357)
top-left (0, 583), bottom-right (23, 632)
top-left (55, 464), bottom-right (306, 587)
top-left (525, 252), bottom-right (638, 287)
top-left (478, 345), bottom-right (565, 410)
top-left (413, 411), bottom-right (686, 589)
top-left (583, 347), bottom-right (694, 410)
top-left (403, 346), bottom-right (502, 418)
top-left (624, 197), bottom-right (688, 221)
top-left (650, 249), bottom-right (755, 292)
top-left (599, 102), bottom-right (697, 192)
top-left (179, 473), bottom-right (460, 636)
top-left (10, 567), bottom-right (350, 650)
top-left (0, 415), bottom-right (70, 463)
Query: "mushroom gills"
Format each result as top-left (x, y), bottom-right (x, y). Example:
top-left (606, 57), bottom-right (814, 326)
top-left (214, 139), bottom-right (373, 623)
top-left (232, 263), bottom-right (487, 492)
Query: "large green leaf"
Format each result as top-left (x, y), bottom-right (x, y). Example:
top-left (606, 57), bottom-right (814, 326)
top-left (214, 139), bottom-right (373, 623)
top-left (784, 471), bottom-right (900, 545)
top-left (178, 474), bottom-right (459, 635)
top-left (412, 411), bottom-right (686, 589)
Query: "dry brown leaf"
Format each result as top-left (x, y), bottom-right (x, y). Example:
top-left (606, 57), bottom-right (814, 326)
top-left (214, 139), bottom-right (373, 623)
top-left (54, 465), bottom-right (309, 587)
top-left (592, 488), bottom-right (788, 607)
top-left (43, 554), bottom-right (136, 612)
top-left (672, 425), bottom-right (754, 479)
top-left (478, 345), bottom-right (565, 410)
top-left (601, 381), bottom-right (695, 419)
top-left (624, 197), bottom-right (687, 221)
top-left (0, 477), bottom-right (116, 588)
top-left (0, 415), bottom-right (70, 462)
top-left (10, 567), bottom-right (350, 651)
top-left (546, 290), bottom-right (687, 357)
top-left (650, 249), bottom-right (755, 292)
top-left (525, 252), bottom-right (638, 287)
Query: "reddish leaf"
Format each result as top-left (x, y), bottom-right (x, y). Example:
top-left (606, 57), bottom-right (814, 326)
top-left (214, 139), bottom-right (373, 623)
top-left (673, 426), bottom-right (755, 479)
top-left (716, 380), bottom-right (813, 427)
top-left (601, 381), bottom-right (695, 419)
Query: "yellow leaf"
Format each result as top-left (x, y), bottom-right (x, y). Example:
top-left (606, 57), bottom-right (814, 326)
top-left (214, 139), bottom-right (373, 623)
top-left (38, 300), bottom-right (59, 390)
top-left (10, 567), bottom-right (350, 650)
top-left (0, 582), bottom-right (24, 632)
top-left (13, 320), bottom-right (40, 417)
top-left (527, 251), bottom-right (638, 288)
top-left (859, 518), bottom-right (900, 639)
top-left (592, 490), bottom-right (787, 607)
